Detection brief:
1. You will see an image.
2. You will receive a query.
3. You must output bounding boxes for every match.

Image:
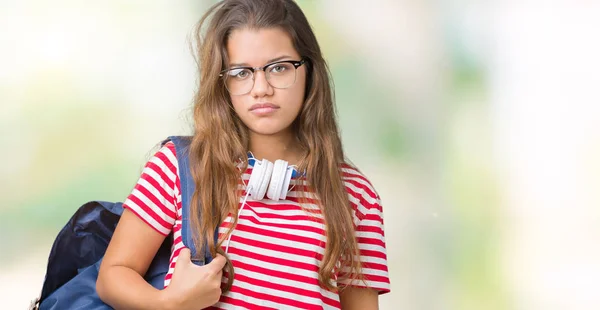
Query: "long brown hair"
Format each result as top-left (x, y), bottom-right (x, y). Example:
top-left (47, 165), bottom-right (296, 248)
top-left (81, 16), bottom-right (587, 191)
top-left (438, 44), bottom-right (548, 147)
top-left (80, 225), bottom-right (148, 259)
top-left (188, 0), bottom-right (362, 292)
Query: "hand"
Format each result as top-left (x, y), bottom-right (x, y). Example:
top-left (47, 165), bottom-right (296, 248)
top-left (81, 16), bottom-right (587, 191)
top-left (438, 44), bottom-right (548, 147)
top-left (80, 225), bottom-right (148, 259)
top-left (162, 248), bottom-right (227, 310)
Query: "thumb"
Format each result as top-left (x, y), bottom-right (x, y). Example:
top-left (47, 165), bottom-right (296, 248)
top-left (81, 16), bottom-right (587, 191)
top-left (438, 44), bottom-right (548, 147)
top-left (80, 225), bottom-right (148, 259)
top-left (177, 247), bottom-right (192, 265)
top-left (209, 254), bottom-right (227, 270)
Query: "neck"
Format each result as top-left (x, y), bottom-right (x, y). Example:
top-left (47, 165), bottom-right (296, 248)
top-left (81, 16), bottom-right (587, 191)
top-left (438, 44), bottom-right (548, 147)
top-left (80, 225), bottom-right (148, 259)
top-left (248, 130), bottom-right (301, 165)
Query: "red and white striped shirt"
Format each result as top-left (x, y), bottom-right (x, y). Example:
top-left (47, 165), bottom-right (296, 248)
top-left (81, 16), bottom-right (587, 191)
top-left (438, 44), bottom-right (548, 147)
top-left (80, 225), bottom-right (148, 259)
top-left (124, 142), bottom-right (390, 309)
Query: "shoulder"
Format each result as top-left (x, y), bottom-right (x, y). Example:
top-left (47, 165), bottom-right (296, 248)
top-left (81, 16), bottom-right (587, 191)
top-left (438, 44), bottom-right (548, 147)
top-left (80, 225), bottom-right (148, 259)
top-left (150, 141), bottom-right (179, 174)
top-left (340, 162), bottom-right (382, 221)
top-left (139, 142), bottom-right (179, 186)
top-left (340, 162), bottom-right (380, 201)
top-left (160, 141), bottom-right (177, 160)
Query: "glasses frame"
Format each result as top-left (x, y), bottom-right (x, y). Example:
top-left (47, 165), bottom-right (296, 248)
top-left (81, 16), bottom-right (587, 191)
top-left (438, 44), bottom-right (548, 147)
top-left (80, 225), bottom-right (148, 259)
top-left (219, 58), bottom-right (307, 95)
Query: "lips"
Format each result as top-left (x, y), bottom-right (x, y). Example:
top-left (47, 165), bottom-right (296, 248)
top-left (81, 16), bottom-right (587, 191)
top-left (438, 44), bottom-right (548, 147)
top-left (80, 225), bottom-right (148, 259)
top-left (249, 102), bottom-right (279, 111)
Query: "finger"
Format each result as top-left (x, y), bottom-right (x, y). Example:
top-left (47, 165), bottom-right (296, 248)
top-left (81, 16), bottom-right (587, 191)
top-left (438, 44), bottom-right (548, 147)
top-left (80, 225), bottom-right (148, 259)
top-left (209, 254), bottom-right (227, 270)
top-left (177, 247), bottom-right (191, 265)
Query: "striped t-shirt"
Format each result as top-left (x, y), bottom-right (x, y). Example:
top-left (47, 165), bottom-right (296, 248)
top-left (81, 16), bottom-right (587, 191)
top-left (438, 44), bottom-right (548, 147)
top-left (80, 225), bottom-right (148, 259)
top-left (123, 142), bottom-right (391, 309)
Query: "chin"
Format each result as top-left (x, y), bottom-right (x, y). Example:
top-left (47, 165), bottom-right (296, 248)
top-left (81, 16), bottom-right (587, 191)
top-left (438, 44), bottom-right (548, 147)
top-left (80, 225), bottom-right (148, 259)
top-left (248, 124), bottom-right (293, 136)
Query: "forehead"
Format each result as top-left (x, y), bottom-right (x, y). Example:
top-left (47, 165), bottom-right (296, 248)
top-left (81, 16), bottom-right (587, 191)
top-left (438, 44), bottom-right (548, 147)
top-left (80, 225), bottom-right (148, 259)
top-left (226, 27), bottom-right (300, 66)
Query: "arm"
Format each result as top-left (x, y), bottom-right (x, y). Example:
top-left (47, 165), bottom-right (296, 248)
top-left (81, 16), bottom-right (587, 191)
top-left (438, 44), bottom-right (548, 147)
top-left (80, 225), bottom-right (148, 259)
top-left (96, 143), bottom-right (226, 309)
top-left (339, 286), bottom-right (379, 310)
top-left (96, 208), bottom-right (172, 309)
top-left (97, 209), bottom-right (227, 310)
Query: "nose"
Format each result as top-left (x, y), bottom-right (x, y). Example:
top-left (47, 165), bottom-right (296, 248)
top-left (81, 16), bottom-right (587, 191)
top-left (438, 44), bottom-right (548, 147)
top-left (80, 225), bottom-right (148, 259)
top-left (250, 70), bottom-right (274, 98)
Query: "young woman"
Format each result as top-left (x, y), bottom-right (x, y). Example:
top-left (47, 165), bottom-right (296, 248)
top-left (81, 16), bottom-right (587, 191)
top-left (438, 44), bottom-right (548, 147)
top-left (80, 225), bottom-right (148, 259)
top-left (96, 0), bottom-right (390, 309)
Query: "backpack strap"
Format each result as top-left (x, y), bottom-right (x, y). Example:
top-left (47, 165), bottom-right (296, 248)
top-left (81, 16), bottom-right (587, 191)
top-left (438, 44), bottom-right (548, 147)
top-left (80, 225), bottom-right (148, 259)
top-left (166, 136), bottom-right (215, 266)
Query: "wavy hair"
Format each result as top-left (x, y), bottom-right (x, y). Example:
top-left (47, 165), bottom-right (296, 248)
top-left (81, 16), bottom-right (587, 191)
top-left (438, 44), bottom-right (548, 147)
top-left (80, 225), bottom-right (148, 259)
top-left (188, 0), bottom-right (362, 292)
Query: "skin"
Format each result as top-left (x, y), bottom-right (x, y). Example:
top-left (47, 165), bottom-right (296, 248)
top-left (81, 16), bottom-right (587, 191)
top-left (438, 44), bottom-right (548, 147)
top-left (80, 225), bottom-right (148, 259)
top-left (96, 209), bottom-right (227, 310)
top-left (227, 27), bottom-right (305, 165)
top-left (227, 27), bottom-right (379, 310)
top-left (96, 27), bottom-right (379, 310)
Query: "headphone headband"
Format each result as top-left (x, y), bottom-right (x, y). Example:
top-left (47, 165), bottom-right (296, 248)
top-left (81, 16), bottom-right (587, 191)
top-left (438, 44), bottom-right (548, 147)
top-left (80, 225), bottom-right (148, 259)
top-left (246, 152), bottom-right (304, 179)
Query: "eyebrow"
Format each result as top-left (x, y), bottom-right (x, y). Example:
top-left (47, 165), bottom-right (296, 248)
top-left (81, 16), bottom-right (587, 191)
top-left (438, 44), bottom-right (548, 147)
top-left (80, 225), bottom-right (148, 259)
top-left (228, 55), bottom-right (292, 68)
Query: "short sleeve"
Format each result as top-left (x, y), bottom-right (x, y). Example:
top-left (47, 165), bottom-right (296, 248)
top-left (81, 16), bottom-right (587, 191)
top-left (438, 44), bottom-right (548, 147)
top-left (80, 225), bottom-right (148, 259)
top-left (123, 142), bottom-right (179, 236)
top-left (339, 166), bottom-right (391, 294)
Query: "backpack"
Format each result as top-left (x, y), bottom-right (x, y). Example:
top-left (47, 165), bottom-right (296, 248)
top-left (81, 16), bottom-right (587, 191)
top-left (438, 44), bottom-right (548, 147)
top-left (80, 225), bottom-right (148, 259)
top-left (31, 136), bottom-right (216, 310)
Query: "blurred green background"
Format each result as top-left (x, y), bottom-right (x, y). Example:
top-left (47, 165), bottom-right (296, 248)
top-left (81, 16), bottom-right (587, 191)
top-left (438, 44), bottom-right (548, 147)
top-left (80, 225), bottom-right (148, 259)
top-left (2, 1), bottom-right (599, 309)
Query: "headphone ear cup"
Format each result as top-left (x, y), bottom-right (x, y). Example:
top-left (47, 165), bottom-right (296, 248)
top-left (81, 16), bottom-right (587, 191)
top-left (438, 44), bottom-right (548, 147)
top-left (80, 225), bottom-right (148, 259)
top-left (248, 159), bottom-right (268, 200)
top-left (247, 159), bottom-right (261, 198)
top-left (254, 159), bottom-right (273, 200)
top-left (267, 160), bottom-right (287, 200)
top-left (279, 166), bottom-right (294, 200)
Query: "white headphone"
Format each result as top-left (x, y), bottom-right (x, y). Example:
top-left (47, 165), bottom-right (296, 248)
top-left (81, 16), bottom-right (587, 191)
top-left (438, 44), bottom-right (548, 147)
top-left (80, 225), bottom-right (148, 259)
top-left (246, 153), bottom-right (297, 201)
top-left (225, 153), bottom-right (299, 254)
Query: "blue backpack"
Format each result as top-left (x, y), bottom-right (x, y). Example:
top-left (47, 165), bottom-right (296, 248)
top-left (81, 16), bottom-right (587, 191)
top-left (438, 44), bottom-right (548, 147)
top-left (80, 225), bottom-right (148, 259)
top-left (32, 136), bottom-right (216, 310)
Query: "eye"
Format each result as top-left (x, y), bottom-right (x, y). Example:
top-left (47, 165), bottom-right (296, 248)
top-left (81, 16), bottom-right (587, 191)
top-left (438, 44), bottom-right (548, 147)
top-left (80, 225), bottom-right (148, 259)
top-left (228, 68), bottom-right (252, 79)
top-left (269, 65), bottom-right (287, 74)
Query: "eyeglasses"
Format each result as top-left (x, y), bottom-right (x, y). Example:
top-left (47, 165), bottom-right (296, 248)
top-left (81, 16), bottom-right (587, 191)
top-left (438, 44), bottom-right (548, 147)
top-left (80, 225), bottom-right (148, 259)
top-left (219, 59), bottom-right (306, 96)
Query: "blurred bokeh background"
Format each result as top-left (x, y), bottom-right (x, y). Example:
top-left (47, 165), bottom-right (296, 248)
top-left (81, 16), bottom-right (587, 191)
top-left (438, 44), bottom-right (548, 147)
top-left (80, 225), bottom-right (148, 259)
top-left (2, 0), bottom-right (599, 309)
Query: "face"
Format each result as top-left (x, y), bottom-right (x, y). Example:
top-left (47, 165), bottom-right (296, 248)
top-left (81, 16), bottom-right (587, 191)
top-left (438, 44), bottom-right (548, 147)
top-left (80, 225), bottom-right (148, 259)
top-left (225, 27), bottom-right (306, 137)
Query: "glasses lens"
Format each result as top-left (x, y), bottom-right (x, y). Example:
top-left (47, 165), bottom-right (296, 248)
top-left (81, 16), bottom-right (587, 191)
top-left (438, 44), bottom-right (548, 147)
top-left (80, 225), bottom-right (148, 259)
top-left (266, 62), bottom-right (296, 89)
top-left (225, 68), bottom-right (254, 95)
